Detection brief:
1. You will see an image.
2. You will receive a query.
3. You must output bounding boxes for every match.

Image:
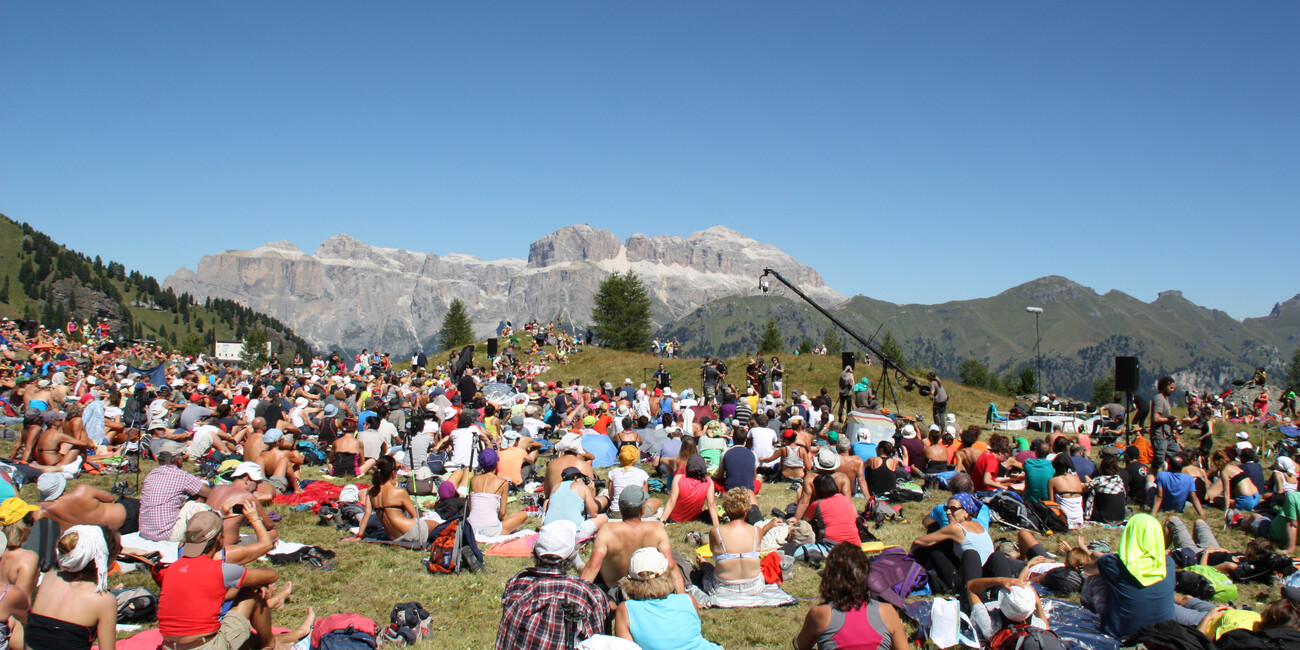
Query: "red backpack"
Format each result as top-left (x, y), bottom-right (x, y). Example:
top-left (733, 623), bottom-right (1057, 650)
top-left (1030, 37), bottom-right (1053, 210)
top-left (989, 621), bottom-right (1067, 650)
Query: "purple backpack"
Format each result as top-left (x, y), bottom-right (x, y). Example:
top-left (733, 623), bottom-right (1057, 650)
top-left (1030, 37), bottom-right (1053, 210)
top-left (868, 548), bottom-right (928, 608)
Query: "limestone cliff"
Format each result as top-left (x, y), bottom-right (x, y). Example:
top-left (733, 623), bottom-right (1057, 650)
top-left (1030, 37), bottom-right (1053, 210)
top-left (165, 226), bottom-right (843, 353)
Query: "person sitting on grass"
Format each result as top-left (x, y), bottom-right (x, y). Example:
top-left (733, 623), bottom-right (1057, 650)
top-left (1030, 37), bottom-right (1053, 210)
top-left (692, 487), bottom-right (787, 603)
top-left (659, 455), bottom-right (719, 527)
top-left (329, 424), bottom-right (376, 478)
top-left (793, 542), bottom-right (907, 650)
top-left (614, 547), bottom-right (720, 650)
top-left (1081, 513), bottom-right (1175, 639)
top-left (497, 520), bottom-right (609, 650)
top-left (1235, 488), bottom-right (1300, 554)
top-left (1151, 453), bottom-right (1204, 517)
top-left (25, 525), bottom-right (118, 650)
top-left (800, 473), bottom-right (861, 547)
top-left (204, 462), bottom-right (279, 565)
top-left (581, 486), bottom-right (680, 601)
top-left (921, 472), bottom-right (990, 533)
top-left (0, 531), bottom-right (30, 650)
top-left (36, 474), bottom-right (140, 535)
top-left (911, 496), bottom-right (993, 598)
top-left (465, 449), bottom-right (528, 538)
top-left (158, 511), bottom-right (312, 650)
top-left (349, 456), bottom-right (429, 545)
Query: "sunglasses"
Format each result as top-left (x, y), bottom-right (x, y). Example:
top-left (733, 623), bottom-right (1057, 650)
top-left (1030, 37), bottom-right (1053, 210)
top-left (944, 505), bottom-right (962, 513)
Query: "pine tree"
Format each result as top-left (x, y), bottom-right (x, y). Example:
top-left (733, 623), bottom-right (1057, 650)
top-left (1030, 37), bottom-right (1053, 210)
top-left (878, 331), bottom-right (907, 370)
top-left (589, 271), bottom-right (653, 351)
top-left (1287, 346), bottom-right (1300, 391)
top-left (437, 298), bottom-right (475, 351)
top-left (241, 328), bottom-right (272, 370)
top-left (799, 338), bottom-right (813, 354)
top-left (822, 329), bottom-right (843, 355)
top-left (758, 319), bottom-right (784, 355)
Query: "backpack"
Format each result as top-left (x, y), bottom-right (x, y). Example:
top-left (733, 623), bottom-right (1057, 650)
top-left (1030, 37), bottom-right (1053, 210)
top-left (317, 628), bottom-right (378, 650)
top-left (1025, 499), bottom-right (1069, 533)
top-left (1232, 551), bottom-right (1296, 584)
top-left (113, 586), bottom-right (157, 623)
top-left (1037, 566), bottom-right (1083, 595)
top-left (866, 548), bottom-right (927, 608)
top-left (311, 613), bottom-right (377, 649)
top-left (296, 440), bottom-right (328, 466)
top-left (1182, 564), bottom-right (1238, 603)
top-left (989, 622), bottom-right (1067, 650)
top-left (1176, 569), bottom-right (1218, 602)
top-left (986, 491), bottom-right (1039, 531)
top-left (425, 518), bottom-right (483, 574)
top-left (424, 451), bottom-right (448, 476)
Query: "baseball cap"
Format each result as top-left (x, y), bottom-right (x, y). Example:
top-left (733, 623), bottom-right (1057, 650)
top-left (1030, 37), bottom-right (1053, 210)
top-left (262, 428), bottom-right (284, 444)
top-left (534, 520), bottom-right (578, 561)
top-left (582, 415), bottom-right (597, 427)
top-left (560, 466), bottom-right (585, 481)
top-left (231, 462), bottom-right (265, 482)
top-left (627, 547), bottom-right (669, 577)
top-left (618, 485), bottom-right (648, 511)
top-left (998, 585), bottom-right (1037, 622)
top-left (0, 498), bottom-right (38, 526)
top-left (1237, 441), bottom-right (1254, 451)
top-left (181, 510), bottom-right (223, 558)
top-left (1236, 431), bottom-right (1250, 440)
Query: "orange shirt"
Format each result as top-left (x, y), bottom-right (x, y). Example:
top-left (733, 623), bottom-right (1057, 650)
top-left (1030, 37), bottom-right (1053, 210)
top-left (495, 446), bottom-right (526, 484)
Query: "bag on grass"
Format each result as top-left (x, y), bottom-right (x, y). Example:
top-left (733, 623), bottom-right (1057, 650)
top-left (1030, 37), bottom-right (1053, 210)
top-left (296, 440), bottom-right (328, 465)
top-left (1176, 569), bottom-right (1218, 602)
top-left (867, 548), bottom-right (927, 607)
top-left (113, 586), bottom-right (157, 623)
top-left (1182, 564), bottom-right (1238, 602)
top-left (989, 621), bottom-right (1068, 650)
top-left (426, 518), bottom-right (483, 574)
top-left (1026, 499), bottom-right (1069, 533)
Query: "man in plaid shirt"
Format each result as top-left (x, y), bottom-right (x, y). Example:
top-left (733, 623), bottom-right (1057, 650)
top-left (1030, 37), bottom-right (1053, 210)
top-left (496, 520), bottom-right (608, 650)
top-left (139, 451), bottom-right (211, 541)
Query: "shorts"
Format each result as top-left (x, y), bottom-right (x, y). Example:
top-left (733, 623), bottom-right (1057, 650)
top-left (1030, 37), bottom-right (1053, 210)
top-left (184, 610), bottom-right (251, 650)
top-left (266, 475), bottom-right (289, 494)
top-left (1234, 493), bottom-right (1261, 511)
top-left (118, 497), bottom-right (140, 535)
top-left (395, 518), bottom-right (431, 544)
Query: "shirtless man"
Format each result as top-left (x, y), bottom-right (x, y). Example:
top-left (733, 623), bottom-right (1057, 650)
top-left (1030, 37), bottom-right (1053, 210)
top-left (580, 486), bottom-right (682, 597)
top-left (834, 437), bottom-right (870, 497)
top-left (240, 417), bottom-right (269, 463)
top-left (953, 428), bottom-right (985, 474)
top-left (205, 462), bottom-right (279, 565)
top-left (257, 430), bottom-right (303, 496)
top-left (544, 432), bottom-right (598, 497)
top-left (37, 479), bottom-right (139, 534)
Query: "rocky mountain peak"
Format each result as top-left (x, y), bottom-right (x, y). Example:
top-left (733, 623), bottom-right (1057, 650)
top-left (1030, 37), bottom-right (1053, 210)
top-left (527, 225), bottom-right (621, 267)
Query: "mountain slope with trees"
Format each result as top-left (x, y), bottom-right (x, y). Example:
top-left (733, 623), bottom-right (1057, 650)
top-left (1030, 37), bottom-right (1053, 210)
top-left (0, 214), bottom-right (311, 357)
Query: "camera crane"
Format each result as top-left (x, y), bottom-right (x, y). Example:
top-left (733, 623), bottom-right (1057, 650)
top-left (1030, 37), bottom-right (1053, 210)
top-left (759, 267), bottom-right (924, 413)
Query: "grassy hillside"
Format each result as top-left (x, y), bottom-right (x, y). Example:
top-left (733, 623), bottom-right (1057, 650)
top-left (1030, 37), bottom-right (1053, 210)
top-left (0, 214), bottom-right (311, 356)
top-left (662, 276), bottom-right (1300, 400)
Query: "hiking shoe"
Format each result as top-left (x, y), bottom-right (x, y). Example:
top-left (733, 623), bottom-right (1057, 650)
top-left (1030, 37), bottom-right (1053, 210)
top-left (378, 623), bottom-right (416, 646)
top-left (771, 508), bottom-right (788, 519)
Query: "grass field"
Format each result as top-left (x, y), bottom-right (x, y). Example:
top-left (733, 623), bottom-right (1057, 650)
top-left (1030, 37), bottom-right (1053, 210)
top-left (8, 346), bottom-right (1292, 648)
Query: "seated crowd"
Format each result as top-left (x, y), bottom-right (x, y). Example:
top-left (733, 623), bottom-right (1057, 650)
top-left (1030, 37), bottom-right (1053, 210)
top-left (1, 317), bottom-right (1298, 649)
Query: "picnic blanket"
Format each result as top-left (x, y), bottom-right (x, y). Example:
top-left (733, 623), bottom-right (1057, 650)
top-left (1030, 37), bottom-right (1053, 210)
top-left (904, 597), bottom-right (1115, 650)
top-left (120, 532), bottom-right (180, 564)
top-left (485, 532), bottom-right (597, 557)
top-left (108, 626), bottom-right (297, 650)
top-left (476, 529), bottom-right (535, 546)
top-left (272, 480), bottom-right (353, 510)
top-left (686, 568), bottom-right (797, 609)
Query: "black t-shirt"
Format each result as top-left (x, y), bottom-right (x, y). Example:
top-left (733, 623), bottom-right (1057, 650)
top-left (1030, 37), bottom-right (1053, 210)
top-left (654, 371), bottom-right (671, 389)
top-left (1124, 462), bottom-right (1150, 505)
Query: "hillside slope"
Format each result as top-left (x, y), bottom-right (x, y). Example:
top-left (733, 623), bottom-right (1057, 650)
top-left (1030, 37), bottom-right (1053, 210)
top-left (661, 276), bottom-right (1297, 399)
top-left (0, 214), bottom-right (311, 356)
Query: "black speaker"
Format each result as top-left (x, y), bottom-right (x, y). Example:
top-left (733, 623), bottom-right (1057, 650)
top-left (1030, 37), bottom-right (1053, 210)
top-left (487, 338), bottom-right (499, 357)
top-left (1115, 356), bottom-right (1139, 393)
top-left (842, 351), bottom-right (855, 370)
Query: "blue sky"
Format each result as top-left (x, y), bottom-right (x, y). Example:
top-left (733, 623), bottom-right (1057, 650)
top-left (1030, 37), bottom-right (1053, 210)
top-left (3, 3), bottom-right (1296, 319)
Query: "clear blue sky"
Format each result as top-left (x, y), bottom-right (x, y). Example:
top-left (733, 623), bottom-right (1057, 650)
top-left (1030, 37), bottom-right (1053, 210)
top-left (3, 3), bottom-right (1296, 318)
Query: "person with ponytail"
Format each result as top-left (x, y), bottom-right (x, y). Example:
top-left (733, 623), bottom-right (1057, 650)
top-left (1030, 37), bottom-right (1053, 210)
top-left (26, 525), bottom-right (118, 649)
top-left (349, 456), bottom-right (429, 544)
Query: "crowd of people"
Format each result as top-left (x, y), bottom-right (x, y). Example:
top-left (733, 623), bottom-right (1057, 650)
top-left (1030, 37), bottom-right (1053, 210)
top-left (1, 311), bottom-right (1299, 648)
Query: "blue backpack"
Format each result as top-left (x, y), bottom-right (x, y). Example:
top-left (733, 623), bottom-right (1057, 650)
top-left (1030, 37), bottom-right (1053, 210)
top-left (296, 441), bottom-right (328, 466)
top-left (317, 628), bottom-right (377, 650)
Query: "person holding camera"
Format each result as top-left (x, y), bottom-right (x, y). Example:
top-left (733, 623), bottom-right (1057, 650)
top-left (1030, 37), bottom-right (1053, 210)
top-left (204, 462), bottom-right (278, 565)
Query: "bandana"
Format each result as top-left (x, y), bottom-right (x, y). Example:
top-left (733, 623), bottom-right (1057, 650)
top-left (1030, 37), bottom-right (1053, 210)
top-left (1118, 514), bottom-right (1167, 587)
top-left (58, 525), bottom-right (110, 592)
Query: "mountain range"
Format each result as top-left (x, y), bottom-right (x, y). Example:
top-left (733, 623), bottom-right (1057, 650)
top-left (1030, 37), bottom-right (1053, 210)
top-left (164, 226), bottom-right (1300, 399)
top-left (164, 225), bottom-right (841, 356)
